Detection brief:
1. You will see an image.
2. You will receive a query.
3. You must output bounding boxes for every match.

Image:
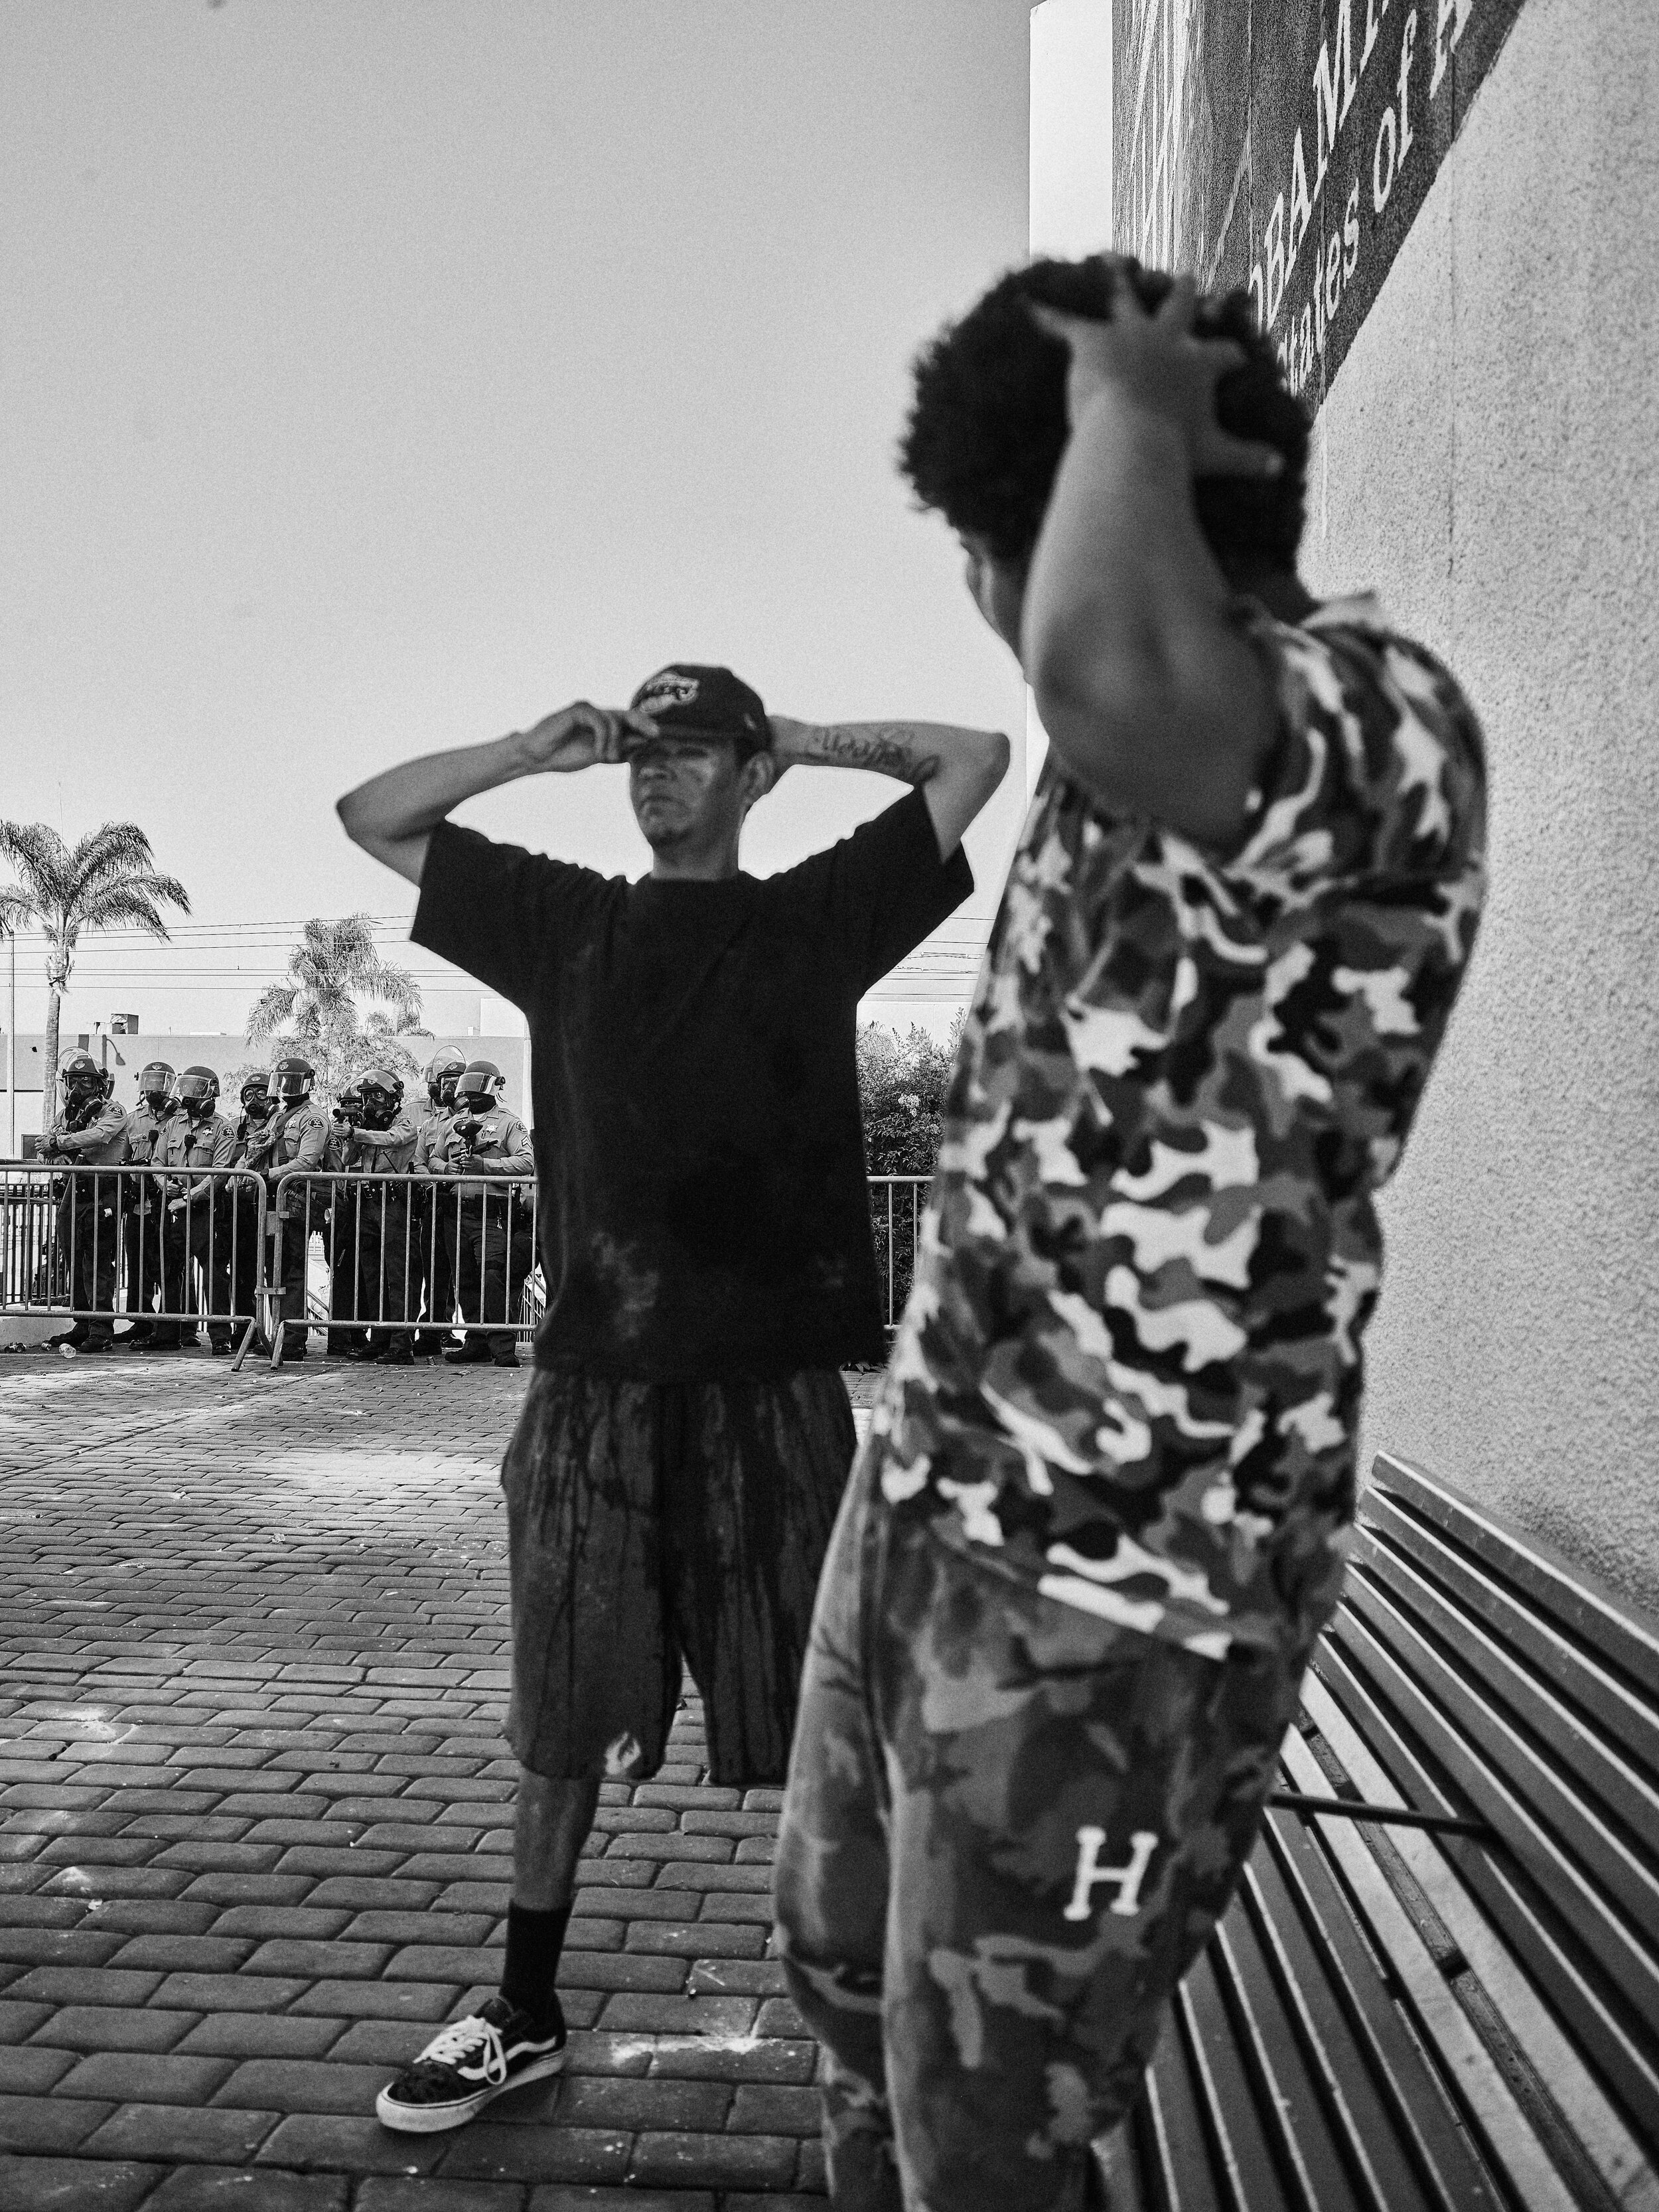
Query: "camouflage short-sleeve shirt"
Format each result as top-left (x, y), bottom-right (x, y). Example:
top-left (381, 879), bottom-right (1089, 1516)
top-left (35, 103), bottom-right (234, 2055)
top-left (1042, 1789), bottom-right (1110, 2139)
top-left (875, 596), bottom-right (1488, 1658)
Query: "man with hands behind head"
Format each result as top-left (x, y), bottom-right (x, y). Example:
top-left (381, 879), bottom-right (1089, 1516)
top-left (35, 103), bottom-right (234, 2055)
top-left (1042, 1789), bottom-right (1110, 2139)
top-left (772, 261), bottom-right (1488, 2211)
top-left (338, 663), bottom-right (1007, 2135)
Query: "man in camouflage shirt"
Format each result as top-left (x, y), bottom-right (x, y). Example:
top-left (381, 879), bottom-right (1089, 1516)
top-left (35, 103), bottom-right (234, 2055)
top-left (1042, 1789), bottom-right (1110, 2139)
top-left (774, 258), bottom-right (1487, 2211)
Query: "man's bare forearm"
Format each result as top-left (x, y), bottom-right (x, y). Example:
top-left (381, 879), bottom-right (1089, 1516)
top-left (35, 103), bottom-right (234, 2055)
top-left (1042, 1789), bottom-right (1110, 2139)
top-left (1025, 395), bottom-right (1225, 709)
top-left (770, 717), bottom-right (1008, 859)
top-left (338, 735), bottom-right (529, 845)
top-left (336, 735), bottom-right (533, 887)
top-left (1021, 390), bottom-right (1271, 840)
top-left (774, 718), bottom-right (996, 783)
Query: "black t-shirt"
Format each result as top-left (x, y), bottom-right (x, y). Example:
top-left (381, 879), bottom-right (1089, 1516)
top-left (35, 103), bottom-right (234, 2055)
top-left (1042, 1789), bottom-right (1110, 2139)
top-left (411, 788), bottom-right (973, 1379)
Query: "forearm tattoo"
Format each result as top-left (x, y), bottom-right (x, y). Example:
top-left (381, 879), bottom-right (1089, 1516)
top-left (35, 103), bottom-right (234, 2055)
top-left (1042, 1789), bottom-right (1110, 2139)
top-left (810, 724), bottom-right (940, 782)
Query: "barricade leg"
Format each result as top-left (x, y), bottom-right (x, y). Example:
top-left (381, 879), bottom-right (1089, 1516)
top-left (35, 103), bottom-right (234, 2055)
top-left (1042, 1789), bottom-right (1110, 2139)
top-left (230, 1189), bottom-right (263, 1347)
top-left (411, 1189), bottom-right (456, 1353)
top-left (149, 1206), bottom-right (188, 1349)
top-left (187, 1212), bottom-right (234, 1353)
top-left (48, 1189), bottom-right (78, 1337)
top-left (446, 1199), bottom-right (492, 1363)
top-left (119, 1192), bottom-right (163, 1341)
top-left (69, 1189), bottom-right (119, 1349)
top-left (326, 1188), bottom-right (360, 1357)
top-left (477, 1201), bottom-right (519, 1366)
top-left (365, 1191), bottom-right (415, 1362)
top-left (273, 1208), bottom-right (311, 1361)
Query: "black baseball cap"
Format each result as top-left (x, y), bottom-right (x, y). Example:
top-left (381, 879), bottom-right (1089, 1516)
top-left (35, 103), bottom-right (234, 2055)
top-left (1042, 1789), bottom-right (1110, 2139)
top-left (629, 664), bottom-right (771, 762)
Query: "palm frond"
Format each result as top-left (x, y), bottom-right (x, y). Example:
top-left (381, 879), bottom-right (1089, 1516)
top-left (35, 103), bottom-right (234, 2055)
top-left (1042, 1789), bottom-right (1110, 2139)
top-left (0, 822), bottom-right (72, 907)
top-left (246, 984), bottom-right (298, 1045)
top-left (69, 823), bottom-right (161, 900)
top-left (76, 879), bottom-right (190, 937)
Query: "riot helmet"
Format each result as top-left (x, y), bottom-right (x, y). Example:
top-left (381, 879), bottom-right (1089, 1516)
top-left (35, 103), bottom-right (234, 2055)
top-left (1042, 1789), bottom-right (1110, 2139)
top-left (239, 1071), bottom-right (271, 1107)
top-left (424, 1046), bottom-right (467, 1110)
top-left (454, 1060), bottom-right (505, 1114)
top-left (58, 1050), bottom-right (102, 1107)
top-left (357, 1065), bottom-right (404, 1125)
top-left (175, 1066), bottom-right (220, 1119)
top-left (271, 1055), bottom-right (315, 1103)
top-left (138, 1060), bottom-right (176, 1111)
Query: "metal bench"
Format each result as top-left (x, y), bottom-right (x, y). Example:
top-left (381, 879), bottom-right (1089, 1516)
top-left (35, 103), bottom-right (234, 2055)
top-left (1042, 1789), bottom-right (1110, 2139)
top-left (1104, 1451), bottom-right (1659, 2212)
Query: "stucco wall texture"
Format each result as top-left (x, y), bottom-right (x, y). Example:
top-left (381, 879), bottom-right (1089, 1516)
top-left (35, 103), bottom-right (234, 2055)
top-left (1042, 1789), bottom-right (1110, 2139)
top-left (1301, 0), bottom-right (1659, 1607)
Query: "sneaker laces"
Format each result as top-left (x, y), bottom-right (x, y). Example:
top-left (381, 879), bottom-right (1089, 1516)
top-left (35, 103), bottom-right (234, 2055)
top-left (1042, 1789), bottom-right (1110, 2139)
top-left (416, 2012), bottom-right (509, 2087)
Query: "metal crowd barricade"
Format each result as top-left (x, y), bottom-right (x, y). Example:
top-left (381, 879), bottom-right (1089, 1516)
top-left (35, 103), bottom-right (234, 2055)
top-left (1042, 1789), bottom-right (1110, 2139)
top-left (4, 1157), bottom-right (935, 1369)
top-left (0, 1161), bottom-right (269, 1361)
top-left (869, 1173), bottom-right (931, 1331)
top-left (267, 1169), bottom-right (539, 1369)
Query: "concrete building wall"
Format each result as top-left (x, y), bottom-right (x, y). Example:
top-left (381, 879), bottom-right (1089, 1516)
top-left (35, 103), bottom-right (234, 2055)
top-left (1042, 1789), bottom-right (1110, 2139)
top-left (1299, 0), bottom-right (1659, 1607)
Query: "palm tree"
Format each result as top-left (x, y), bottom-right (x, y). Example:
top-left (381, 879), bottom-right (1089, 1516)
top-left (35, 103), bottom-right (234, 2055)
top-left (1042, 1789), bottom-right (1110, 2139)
top-left (246, 915), bottom-right (427, 1094)
top-left (0, 822), bottom-right (190, 1127)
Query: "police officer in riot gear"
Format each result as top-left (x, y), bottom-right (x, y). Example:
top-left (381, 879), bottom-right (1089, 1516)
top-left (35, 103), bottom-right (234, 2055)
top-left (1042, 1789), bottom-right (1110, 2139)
top-left (157, 1067), bottom-right (238, 1353)
top-left (228, 1073), bottom-right (275, 1345)
top-left (242, 1055), bottom-right (328, 1361)
top-left (41, 1050), bottom-right (129, 1353)
top-left (436, 1061), bottom-right (534, 1368)
top-left (119, 1061), bottom-right (177, 1349)
top-left (329, 1065), bottom-right (419, 1363)
top-left (411, 1047), bottom-right (467, 1355)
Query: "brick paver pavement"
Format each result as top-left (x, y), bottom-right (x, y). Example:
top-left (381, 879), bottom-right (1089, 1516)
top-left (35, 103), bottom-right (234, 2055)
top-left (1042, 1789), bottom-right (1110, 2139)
top-left (0, 1355), bottom-right (881, 2212)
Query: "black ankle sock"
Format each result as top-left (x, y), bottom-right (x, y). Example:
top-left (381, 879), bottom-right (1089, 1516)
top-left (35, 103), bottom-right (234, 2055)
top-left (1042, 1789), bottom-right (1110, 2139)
top-left (500, 1901), bottom-right (571, 2026)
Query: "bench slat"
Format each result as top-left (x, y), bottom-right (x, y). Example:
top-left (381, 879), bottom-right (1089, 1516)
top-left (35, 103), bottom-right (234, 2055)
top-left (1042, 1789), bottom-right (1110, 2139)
top-left (1367, 1457), bottom-right (1659, 1704)
top-left (1208, 1911), bottom-right (1349, 2211)
top-left (1350, 1520), bottom-right (1659, 1849)
top-left (1279, 1728), bottom-right (1581, 2212)
top-left (1255, 1808), bottom-right (1505, 2212)
top-left (1143, 2008), bottom-right (1230, 2210)
top-left (1360, 1489), bottom-right (1659, 1785)
top-left (1235, 1847), bottom-right (1437, 2211)
top-left (1322, 1606), bottom-right (1659, 2142)
top-left (1178, 1956), bottom-right (1297, 2211)
top-left (1301, 1668), bottom-right (1659, 2212)
top-left (1340, 1569), bottom-right (1659, 1971)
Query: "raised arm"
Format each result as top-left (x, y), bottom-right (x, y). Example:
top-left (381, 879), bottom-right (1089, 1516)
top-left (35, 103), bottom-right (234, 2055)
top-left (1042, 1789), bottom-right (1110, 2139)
top-left (337, 702), bottom-right (660, 887)
top-left (766, 717), bottom-right (1009, 859)
top-left (1020, 280), bottom-right (1286, 848)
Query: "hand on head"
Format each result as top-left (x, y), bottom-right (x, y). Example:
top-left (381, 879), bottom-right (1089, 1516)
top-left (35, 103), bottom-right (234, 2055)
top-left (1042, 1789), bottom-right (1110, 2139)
top-left (516, 701), bottom-right (659, 775)
top-left (1032, 265), bottom-right (1284, 482)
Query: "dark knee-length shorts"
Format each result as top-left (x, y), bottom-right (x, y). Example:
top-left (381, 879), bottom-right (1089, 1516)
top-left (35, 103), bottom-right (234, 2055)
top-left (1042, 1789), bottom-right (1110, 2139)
top-left (501, 1364), bottom-right (857, 1788)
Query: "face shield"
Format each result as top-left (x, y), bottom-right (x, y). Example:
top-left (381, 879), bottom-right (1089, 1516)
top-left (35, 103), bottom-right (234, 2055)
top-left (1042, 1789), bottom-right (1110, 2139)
top-left (175, 1074), bottom-right (218, 1117)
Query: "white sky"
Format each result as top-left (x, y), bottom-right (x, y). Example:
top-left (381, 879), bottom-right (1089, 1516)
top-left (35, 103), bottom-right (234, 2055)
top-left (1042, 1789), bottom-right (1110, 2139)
top-left (1, 0), bottom-right (1034, 1049)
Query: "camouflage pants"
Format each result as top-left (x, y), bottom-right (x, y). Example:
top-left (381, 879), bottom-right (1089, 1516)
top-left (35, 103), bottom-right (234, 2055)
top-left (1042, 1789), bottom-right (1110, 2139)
top-left (774, 1440), bottom-right (1310, 2212)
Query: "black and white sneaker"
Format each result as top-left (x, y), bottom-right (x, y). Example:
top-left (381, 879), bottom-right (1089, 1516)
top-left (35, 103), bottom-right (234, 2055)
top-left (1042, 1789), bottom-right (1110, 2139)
top-left (375, 1995), bottom-right (566, 2133)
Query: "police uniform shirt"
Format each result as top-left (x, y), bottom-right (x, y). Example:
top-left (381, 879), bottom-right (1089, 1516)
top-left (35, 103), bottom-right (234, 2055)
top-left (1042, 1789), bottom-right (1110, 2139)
top-left (345, 1111), bottom-right (419, 1177)
top-left (157, 1112), bottom-right (238, 1203)
top-left (435, 1109), bottom-right (533, 1197)
top-left (411, 1108), bottom-right (459, 1175)
top-left (126, 1102), bottom-right (175, 1165)
top-left (46, 1098), bottom-right (129, 1167)
top-left (230, 1108), bottom-right (269, 1167)
top-left (247, 1099), bottom-right (330, 1219)
top-left (125, 1103), bottom-right (175, 1212)
top-left (252, 1101), bottom-right (329, 1174)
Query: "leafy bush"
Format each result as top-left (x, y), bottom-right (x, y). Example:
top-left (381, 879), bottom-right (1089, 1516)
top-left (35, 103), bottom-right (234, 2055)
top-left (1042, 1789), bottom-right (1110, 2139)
top-left (857, 1017), bottom-right (962, 1330)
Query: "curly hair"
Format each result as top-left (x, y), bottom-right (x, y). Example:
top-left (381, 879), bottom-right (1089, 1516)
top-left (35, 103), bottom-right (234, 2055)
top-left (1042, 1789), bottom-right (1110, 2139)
top-left (899, 256), bottom-right (1310, 575)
